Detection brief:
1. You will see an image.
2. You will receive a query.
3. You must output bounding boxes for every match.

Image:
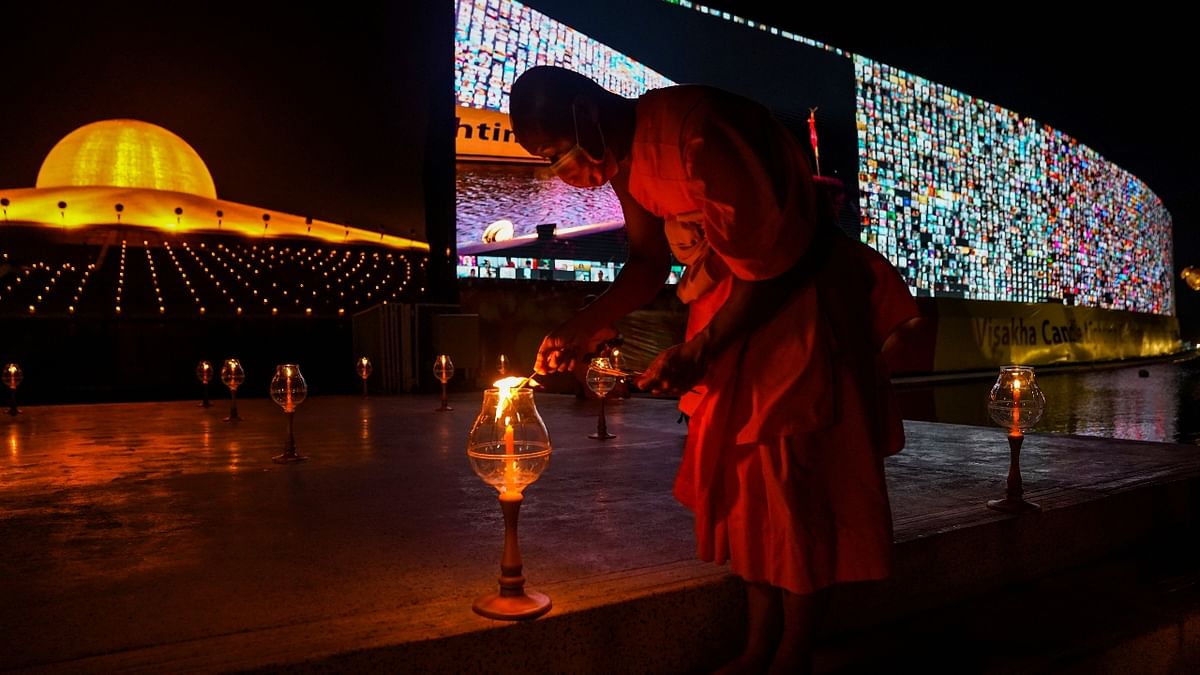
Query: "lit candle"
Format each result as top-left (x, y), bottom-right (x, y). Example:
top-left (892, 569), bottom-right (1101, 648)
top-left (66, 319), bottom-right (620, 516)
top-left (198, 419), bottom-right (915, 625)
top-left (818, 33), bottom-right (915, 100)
top-left (493, 376), bottom-right (537, 493)
top-left (285, 366), bottom-right (293, 411)
top-left (504, 416), bottom-right (516, 491)
top-left (1012, 377), bottom-right (1021, 430)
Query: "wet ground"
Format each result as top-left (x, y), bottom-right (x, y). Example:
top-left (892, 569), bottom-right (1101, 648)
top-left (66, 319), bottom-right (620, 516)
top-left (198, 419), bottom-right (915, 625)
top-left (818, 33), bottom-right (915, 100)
top-left (4, 392), bottom-right (1200, 672)
top-left (898, 357), bottom-right (1200, 445)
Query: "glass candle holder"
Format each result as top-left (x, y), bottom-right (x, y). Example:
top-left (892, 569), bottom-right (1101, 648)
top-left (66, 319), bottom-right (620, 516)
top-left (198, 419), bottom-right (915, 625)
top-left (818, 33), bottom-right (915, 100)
top-left (466, 378), bottom-right (552, 620)
top-left (220, 358), bottom-right (245, 422)
top-left (356, 356), bottom-right (372, 397)
top-left (987, 365), bottom-right (1046, 433)
top-left (467, 385), bottom-right (551, 496)
top-left (433, 354), bottom-right (455, 412)
top-left (985, 365), bottom-right (1046, 514)
top-left (586, 357), bottom-right (617, 439)
top-left (1182, 266), bottom-right (1200, 291)
top-left (270, 364), bottom-right (307, 463)
top-left (3, 363), bottom-right (22, 416)
top-left (196, 360), bottom-right (213, 408)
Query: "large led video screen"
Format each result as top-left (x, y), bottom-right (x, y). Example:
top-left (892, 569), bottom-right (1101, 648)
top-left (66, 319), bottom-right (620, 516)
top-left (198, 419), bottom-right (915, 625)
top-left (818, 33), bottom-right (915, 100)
top-left (455, 0), bottom-right (674, 281)
top-left (454, 0), bottom-right (1173, 317)
top-left (854, 57), bottom-right (1173, 314)
top-left (453, 0), bottom-right (856, 283)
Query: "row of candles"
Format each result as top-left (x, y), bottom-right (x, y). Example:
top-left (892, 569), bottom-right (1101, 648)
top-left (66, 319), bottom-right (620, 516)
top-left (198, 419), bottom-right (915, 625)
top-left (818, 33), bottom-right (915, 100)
top-left (1, 240), bottom-right (427, 317)
top-left (4, 353), bottom-right (1044, 622)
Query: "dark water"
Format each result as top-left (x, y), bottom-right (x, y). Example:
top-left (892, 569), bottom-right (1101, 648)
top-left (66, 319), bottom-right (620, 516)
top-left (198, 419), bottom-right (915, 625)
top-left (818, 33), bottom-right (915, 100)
top-left (899, 357), bottom-right (1200, 445)
top-left (456, 162), bottom-right (622, 247)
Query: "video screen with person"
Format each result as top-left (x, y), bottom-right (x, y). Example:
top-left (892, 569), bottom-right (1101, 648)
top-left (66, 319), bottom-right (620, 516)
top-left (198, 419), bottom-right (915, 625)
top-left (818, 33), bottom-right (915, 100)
top-left (454, 0), bottom-right (1173, 316)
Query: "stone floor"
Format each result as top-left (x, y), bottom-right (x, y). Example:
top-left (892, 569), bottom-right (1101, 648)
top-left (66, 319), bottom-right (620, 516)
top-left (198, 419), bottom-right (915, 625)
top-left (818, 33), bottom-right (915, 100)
top-left (3, 393), bottom-right (1199, 673)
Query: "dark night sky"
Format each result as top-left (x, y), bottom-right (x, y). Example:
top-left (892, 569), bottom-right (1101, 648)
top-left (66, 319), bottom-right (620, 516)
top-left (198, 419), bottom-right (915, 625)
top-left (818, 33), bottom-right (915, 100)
top-left (1, 3), bottom-right (1195, 332)
top-left (0, 3), bottom-right (440, 240)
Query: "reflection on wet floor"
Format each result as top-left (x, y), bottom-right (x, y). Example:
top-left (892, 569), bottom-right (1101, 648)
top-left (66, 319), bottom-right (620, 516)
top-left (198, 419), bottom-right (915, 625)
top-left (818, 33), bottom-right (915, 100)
top-left (899, 359), bottom-right (1200, 445)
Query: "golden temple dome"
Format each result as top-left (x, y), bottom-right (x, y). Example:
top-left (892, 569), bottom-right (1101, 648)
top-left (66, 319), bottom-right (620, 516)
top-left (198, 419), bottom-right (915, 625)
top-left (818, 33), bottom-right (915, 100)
top-left (36, 119), bottom-right (216, 199)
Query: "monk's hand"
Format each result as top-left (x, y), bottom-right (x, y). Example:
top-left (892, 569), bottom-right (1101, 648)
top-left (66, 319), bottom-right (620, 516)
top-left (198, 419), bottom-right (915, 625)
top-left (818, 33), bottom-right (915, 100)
top-left (636, 336), bottom-right (709, 396)
top-left (534, 317), bottom-right (618, 375)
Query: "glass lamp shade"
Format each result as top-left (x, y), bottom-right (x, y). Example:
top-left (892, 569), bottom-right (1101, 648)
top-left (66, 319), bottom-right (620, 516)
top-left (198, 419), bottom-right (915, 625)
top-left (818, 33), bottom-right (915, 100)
top-left (467, 386), bottom-right (551, 495)
top-left (609, 348), bottom-right (624, 370)
top-left (196, 360), bottom-right (213, 384)
top-left (1182, 266), bottom-right (1200, 291)
top-left (586, 357), bottom-right (617, 397)
top-left (3, 364), bottom-right (22, 390)
top-left (987, 365), bottom-right (1045, 431)
top-left (220, 358), bottom-right (245, 390)
top-left (270, 364), bottom-right (307, 412)
top-left (433, 354), bottom-right (455, 384)
top-left (356, 357), bottom-right (372, 380)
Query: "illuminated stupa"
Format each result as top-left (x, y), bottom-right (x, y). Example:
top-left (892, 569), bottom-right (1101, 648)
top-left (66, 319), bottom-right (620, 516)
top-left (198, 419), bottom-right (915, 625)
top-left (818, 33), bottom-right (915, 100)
top-left (1, 119), bottom-right (425, 250)
top-left (36, 120), bottom-right (217, 199)
top-left (0, 120), bottom-right (428, 319)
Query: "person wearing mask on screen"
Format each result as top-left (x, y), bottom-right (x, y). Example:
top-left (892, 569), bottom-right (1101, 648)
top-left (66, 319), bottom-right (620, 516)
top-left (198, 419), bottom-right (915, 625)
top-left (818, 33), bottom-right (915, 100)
top-left (510, 66), bottom-right (918, 673)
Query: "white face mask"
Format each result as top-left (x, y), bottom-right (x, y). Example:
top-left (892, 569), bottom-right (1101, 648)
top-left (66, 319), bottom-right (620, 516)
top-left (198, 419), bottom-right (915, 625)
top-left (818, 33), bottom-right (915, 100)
top-left (550, 103), bottom-right (618, 188)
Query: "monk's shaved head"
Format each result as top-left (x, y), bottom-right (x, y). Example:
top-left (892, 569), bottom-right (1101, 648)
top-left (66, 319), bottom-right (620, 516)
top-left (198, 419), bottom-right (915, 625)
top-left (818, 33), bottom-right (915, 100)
top-left (510, 66), bottom-right (621, 152)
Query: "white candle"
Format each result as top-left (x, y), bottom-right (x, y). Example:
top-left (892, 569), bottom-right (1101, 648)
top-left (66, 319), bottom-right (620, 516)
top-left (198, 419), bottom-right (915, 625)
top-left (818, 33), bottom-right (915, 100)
top-left (504, 417), bottom-right (516, 491)
top-left (1012, 377), bottom-right (1021, 430)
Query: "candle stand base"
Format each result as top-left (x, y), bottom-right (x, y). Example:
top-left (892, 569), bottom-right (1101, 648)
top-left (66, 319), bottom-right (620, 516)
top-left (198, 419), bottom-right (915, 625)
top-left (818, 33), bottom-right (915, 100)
top-left (588, 396), bottom-right (615, 440)
top-left (472, 491), bottom-right (552, 621)
top-left (472, 589), bottom-right (552, 621)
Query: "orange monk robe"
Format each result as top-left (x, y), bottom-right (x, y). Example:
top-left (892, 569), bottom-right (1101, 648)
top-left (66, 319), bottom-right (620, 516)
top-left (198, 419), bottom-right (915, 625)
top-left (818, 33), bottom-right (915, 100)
top-left (627, 86), bottom-right (918, 594)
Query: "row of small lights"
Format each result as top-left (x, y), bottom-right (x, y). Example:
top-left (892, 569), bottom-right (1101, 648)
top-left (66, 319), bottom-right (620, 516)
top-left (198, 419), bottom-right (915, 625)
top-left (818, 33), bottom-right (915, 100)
top-left (661, 1), bottom-right (843, 55)
top-left (179, 241), bottom-right (237, 313)
top-left (162, 241), bottom-right (205, 313)
top-left (1, 240), bottom-right (428, 316)
top-left (0, 251), bottom-right (99, 315)
top-left (9, 260), bottom-right (68, 315)
top-left (68, 262), bottom-right (96, 314)
top-left (144, 244), bottom-right (166, 314)
top-left (115, 241), bottom-right (127, 314)
top-left (0, 198), bottom-right (386, 243)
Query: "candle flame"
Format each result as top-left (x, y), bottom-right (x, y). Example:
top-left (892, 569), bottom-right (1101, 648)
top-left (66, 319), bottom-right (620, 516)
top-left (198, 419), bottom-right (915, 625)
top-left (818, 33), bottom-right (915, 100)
top-left (493, 376), bottom-right (530, 389)
top-left (493, 376), bottom-right (536, 421)
top-left (1013, 378), bottom-right (1022, 391)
